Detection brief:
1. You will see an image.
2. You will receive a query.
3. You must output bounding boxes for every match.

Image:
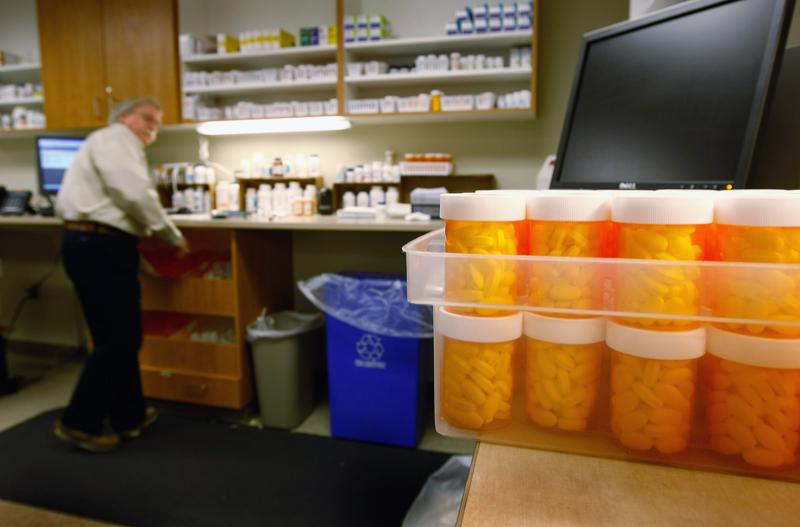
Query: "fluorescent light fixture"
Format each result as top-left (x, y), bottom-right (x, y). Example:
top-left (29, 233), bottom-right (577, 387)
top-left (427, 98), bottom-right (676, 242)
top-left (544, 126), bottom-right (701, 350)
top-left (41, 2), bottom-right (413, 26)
top-left (196, 116), bottom-right (351, 136)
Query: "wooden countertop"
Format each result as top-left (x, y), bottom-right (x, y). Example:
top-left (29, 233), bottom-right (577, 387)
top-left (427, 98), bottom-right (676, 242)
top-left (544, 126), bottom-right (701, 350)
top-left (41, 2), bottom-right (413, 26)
top-left (0, 214), bottom-right (442, 232)
top-left (459, 443), bottom-right (800, 527)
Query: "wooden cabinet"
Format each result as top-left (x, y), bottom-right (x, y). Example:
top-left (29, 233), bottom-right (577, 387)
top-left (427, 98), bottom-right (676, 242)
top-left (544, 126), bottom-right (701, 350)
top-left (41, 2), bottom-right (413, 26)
top-left (138, 228), bottom-right (293, 409)
top-left (37, 0), bottom-right (181, 129)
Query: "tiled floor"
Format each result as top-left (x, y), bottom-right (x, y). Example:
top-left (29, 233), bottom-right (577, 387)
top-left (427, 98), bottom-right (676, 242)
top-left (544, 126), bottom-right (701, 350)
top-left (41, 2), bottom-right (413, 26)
top-left (0, 345), bottom-right (474, 455)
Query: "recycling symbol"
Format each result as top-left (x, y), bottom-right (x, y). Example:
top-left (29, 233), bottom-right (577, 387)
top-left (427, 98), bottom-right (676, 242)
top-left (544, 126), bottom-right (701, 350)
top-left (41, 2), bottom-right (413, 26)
top-left (356, 333), bottom-right (384, 361)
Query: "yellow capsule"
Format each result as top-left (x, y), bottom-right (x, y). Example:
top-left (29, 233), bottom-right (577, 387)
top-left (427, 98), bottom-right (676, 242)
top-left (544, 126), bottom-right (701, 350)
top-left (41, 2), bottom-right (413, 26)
top-left (468, 358), bottom-right (496, 380)
top-left (462, 379), bottom-right (487, 406)
top-left (479, 392), bottom-right (501, 422)
top-left (468, 371), bottom-right (495, 394)
top-left (536, 351), bottom-right (558, 379)
top-left (655, 436), bottom-right (688, 454)
top-left (619, 411), bottom-right (647, 432)
top-left (710, 435), bottom-right (742, 455)
top-left (494, 380), bottom-right (512, 401)
top-left (557, 370), bottom-right (571, 397)
top-left (562, 405), bottom-right (591, 419)
top-left (447, 409), bottom-right (484, 430)
top-left (535, 383), bottom-right (554, 410)
top-left (633, 382), bottom-right (664, 409)
top-left (662, 368), bottom-right (693, 385)
top-left (530, 408), bottom-right (558, 428)
top-left (753, 423), bottom-right (786, 452)
top-left (650, 408), bottom-right (683, 426)
top-left (726, 418), bottom-right (757, 449)
top-left (554, 352), bottom-right (576, 370)
top-left (620, 431), bottom-right (654, 451)
top-left (725, 394), bottom-right (758, 427)
top-left (613, 392), bottom-right (640, 414)
top-left (643, 361), bottom-right (661, 387)
top-left (445, 394), bottom-right (477, 412)
top-left (543, 379), bottom-right (562, 402)
top-left (655, 384), bottom-right (689, 409)
top-left (743, 447), bottom-right (785, 468)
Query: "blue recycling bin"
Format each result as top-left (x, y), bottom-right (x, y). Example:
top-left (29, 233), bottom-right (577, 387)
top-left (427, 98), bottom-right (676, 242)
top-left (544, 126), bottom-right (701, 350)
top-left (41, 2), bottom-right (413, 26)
top-left (299, 273), bottom-right (433, 447)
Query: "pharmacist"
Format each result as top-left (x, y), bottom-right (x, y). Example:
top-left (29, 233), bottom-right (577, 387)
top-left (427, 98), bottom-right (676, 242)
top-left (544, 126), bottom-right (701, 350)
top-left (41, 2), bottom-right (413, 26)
top-left (54, 98), bottom-right (187, 452)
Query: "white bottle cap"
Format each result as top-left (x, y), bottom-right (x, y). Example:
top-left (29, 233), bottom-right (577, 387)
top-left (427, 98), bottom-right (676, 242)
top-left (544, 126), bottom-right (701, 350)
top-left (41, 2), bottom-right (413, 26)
top-left (707, 325), bottom-right (800, 369)
top-left (526, 192), bottom-right (610, 222)
top-left (714, 194), bottom-right (800, 227)
top-left (439, 193), bottom-right (526, 222)
top-left (435, 307), bottom-right (522, 343)
top-left (523, 313), bottom-right (605, 345)
top-left (606, 319), bottom-right (706, 360)
top-left (612, 194), bottom-right (714, 225)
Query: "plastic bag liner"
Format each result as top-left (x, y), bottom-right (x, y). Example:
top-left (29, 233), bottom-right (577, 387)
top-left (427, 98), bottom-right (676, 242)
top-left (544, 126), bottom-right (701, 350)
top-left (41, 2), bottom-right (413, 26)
top-left (402, 456), bottom-right (472, 527)
top-left (246, 309), bottom-right (324, 341)
top-left (297, 273), bottom-right (433, 338)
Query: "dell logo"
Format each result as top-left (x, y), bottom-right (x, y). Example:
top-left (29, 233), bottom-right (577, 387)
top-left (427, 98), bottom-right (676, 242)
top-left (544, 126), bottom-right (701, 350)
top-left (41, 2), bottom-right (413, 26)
top-left (618, 182), bottom-right (637, 190)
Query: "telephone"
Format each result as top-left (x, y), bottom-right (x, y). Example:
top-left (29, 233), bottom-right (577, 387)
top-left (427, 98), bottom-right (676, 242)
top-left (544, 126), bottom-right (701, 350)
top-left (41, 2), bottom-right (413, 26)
top-left (0, 187), bottom-right (34, 216)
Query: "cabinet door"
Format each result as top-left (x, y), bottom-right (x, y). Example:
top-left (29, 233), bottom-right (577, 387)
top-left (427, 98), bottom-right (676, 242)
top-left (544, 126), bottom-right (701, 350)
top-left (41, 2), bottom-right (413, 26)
top-left (101, 0), bottom-right (182, 124)
top-left (37, 0), bottom-right (107, 129)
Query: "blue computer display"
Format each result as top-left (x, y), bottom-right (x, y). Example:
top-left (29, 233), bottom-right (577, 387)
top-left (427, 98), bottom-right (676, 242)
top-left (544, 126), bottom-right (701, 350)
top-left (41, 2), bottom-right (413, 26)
top-left (36, 136), bottom-right (85, 194)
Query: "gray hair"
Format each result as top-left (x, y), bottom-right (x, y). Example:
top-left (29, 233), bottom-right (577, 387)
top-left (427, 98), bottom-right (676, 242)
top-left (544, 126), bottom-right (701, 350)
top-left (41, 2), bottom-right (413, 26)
top-left (108, 97), bottom-right (162, 125)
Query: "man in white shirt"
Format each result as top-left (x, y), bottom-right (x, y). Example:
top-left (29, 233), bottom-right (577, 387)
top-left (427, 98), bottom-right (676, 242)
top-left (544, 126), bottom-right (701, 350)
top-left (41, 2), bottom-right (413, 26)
top-left (53, 98), bottom-right (187, 453)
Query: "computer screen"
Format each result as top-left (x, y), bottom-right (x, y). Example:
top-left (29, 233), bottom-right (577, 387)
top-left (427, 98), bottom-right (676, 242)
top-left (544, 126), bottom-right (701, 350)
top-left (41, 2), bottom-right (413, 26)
top-left (36, 136), bottom-right (85, 195)
top-left (551, 0), bottom-right (795, 190)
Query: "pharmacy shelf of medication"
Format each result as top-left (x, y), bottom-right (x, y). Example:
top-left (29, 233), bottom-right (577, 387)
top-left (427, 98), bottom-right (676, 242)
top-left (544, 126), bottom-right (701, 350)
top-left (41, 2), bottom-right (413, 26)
top-left (344, 66), bottom-right (531, 87)
top-left (182, 78), bottom-right (337, 96)
top-left (0, 215), bottom-right (442, 233)
top-left (347, 108), bottom-right (535, 124)
top-left (0, 96), bottom-right (43, 108)
top-left (181, 45), bottom-right (337, 68)
top-left (345, 30), bottom-right (532, 57)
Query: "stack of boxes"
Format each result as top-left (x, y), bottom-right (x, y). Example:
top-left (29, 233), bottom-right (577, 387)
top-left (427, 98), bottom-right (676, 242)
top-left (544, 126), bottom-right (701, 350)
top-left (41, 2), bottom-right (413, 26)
top-left (344, 14), bottom-right (391, 43)
top-left (447, 2), bottom-right (533, 35)
top-left (299, 24), bottom-right (338, 47)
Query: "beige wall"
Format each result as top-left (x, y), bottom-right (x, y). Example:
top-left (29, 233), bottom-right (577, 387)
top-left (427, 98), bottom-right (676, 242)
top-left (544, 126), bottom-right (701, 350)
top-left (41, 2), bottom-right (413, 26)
top-left (0, 0), bottom-right (627, 346)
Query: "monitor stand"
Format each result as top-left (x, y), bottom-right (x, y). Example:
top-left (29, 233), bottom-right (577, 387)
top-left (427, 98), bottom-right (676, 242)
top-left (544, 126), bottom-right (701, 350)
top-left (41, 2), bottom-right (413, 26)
top-left (748, 45), bottom-right (800, 189)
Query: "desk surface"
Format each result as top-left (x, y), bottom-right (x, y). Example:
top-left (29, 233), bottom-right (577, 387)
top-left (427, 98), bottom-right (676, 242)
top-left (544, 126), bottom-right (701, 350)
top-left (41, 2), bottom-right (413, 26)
top-left (459, 443), bottom-right (800, 527)
top-left (0, 214), bottom-right (443, 232)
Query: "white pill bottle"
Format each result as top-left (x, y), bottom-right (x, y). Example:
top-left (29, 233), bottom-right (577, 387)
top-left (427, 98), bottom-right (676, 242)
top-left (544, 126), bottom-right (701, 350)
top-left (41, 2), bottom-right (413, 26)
top-left (703, 326), bottom-right (800, 469)
top-left (611, 193), bottom-right (714, 330)
top-left (606, 320), bottom-right (705, 455)
top-left (523, 313), bottom-right (606, 432)
top-left (435, 307), bottom-right (522, 433)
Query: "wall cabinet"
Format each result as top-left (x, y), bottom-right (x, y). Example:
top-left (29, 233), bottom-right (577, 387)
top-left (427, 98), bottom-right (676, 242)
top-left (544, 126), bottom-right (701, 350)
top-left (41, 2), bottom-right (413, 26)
top-left (37, 0), bottom-right (181, 129)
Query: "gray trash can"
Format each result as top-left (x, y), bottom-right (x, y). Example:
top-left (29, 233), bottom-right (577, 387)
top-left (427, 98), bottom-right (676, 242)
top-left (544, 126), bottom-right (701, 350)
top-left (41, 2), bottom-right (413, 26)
top-left (247, 310), bottom-right (324, 429)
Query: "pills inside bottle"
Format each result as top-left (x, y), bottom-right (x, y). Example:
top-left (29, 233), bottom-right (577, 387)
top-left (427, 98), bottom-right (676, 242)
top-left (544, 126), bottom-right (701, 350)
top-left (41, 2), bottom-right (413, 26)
top-left (612, 193), bottom-right (713, 329)
top-left (607, 320), bottom-right (705, 455)
top-left (523, 313), bottom-right (606, 432)
top-left (713, 194), bottom-right (800, 337)
top-left (703, 326), bottom-right (800, 469)
top-left (526, 192), bottom-right (611, 314)
top-left (440, 193), bottom-right (527, 316)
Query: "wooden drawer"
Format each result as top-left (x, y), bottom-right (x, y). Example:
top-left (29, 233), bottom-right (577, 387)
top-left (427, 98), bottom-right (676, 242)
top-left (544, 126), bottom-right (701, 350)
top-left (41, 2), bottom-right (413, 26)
top-left (140, 277), bottom-right (235, 316)
top-left (140, 368), bottom-right (252, 409)
top-left (140, 336), bottom-right (241, 377)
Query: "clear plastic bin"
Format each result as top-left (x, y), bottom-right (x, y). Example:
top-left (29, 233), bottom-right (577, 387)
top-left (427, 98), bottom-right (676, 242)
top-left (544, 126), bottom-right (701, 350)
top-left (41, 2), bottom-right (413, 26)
top-left (405, 228), bottom-right (800, 482)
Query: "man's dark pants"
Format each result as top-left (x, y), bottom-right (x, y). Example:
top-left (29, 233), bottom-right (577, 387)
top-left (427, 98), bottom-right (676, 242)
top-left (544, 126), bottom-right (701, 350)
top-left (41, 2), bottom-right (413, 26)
top-left (60, 228), bottom-right (145, 435)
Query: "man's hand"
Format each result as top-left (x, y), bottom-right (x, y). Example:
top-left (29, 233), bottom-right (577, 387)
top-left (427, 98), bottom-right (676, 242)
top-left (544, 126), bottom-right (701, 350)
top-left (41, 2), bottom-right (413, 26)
top-left (176, 238), bottom-right (190, 258)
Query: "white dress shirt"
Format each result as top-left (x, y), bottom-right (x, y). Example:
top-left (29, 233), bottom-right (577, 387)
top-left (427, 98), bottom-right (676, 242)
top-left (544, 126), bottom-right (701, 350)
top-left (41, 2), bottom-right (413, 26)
top-left (57, 123), bottom-right (183, 247)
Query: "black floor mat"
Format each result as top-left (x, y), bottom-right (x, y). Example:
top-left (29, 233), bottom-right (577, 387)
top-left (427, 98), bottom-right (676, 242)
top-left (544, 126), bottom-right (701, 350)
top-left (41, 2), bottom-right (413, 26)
top-left (0, 409), bottom-right (450, 527)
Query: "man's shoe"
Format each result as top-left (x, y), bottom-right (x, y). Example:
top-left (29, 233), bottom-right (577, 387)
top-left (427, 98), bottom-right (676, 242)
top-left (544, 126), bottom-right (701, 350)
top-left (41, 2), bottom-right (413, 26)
top-left (119, 406), bottom-right (158, 440)
top-left (53, 420), bottom-right (120, 453)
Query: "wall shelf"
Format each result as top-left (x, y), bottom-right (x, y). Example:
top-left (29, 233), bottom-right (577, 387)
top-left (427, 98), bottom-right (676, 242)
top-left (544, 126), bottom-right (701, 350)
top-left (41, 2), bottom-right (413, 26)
top-left (183, 78), bottom-right (337, 96)
top-left (0, 63), bottom-right (41, 76)
top-left (348, 109), bottom-right (535, 124)
top-left (345, 30), bottom-right (533, 57)
top-left (182, 45), bottom-right (337, 69)
top-left (0, 96), bottom-right (43, 107)
top-left (345, 67), bottom-right (531, 88)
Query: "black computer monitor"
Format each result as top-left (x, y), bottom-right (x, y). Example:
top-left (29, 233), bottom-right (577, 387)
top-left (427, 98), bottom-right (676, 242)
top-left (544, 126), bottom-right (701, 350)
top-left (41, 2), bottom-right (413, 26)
top-left (35, 136), bottom-right (85, 195)
top-left (550, 0), bottom-right (795, 190)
